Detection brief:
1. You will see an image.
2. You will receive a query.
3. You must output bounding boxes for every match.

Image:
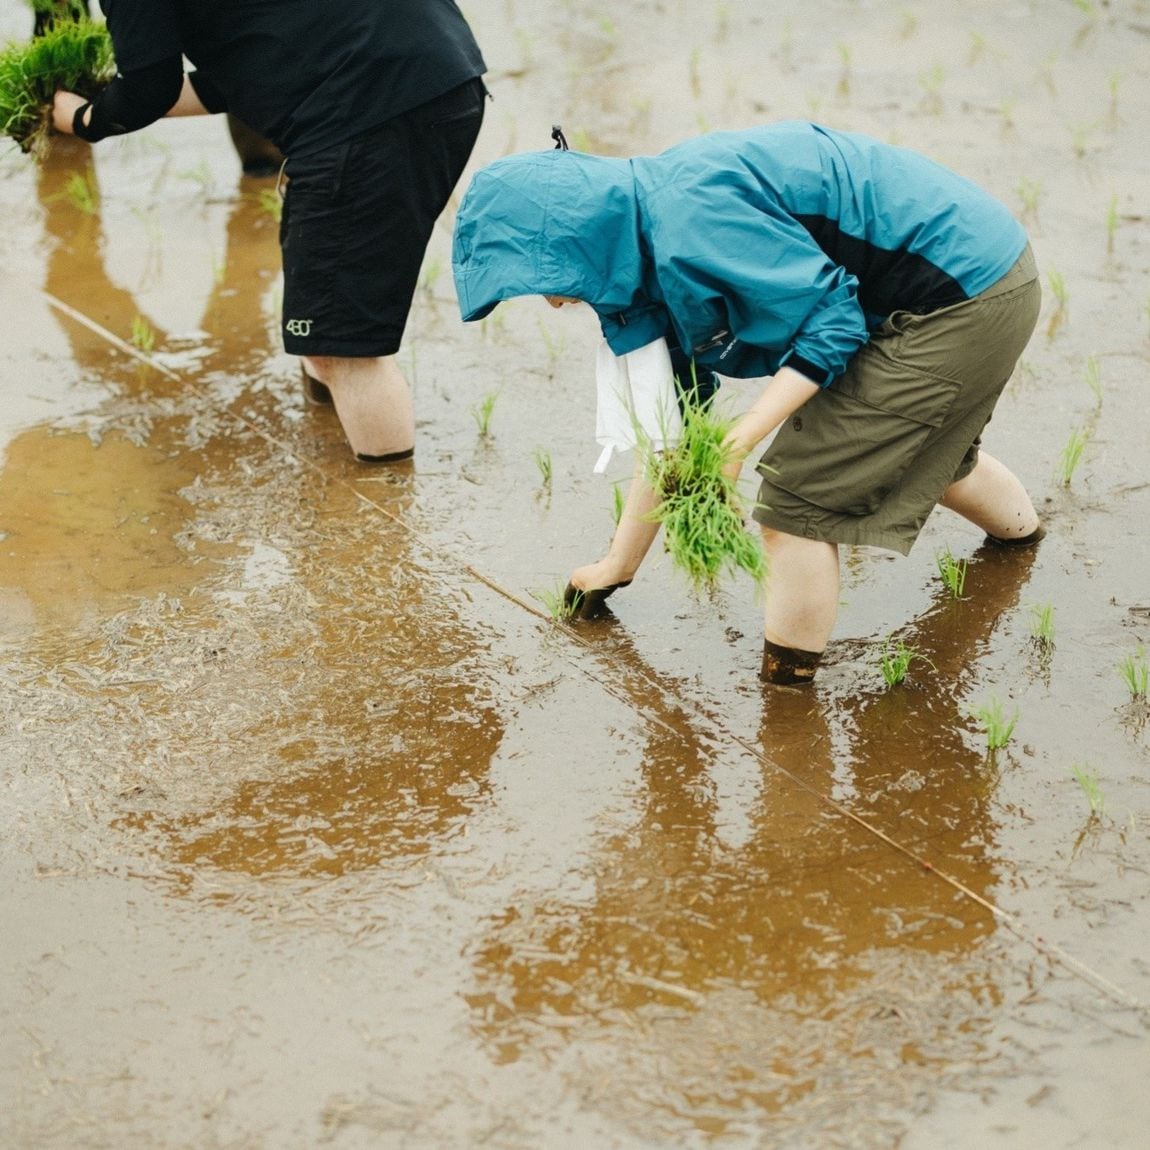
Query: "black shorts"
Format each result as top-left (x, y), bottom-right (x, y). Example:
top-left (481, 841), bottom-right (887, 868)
top-left (279, 77), bottom-right (486, 358)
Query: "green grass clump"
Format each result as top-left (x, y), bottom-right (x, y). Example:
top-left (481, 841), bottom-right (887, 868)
top-left (1070, 762), bottom-right (1104, 817)
top-left (877, 639), bottom-right (933, 687)
top-left (1028, 601), bottom-right (1056, 651)
top-left (972, 695), bottom-right (1018, 752)
top-left (0, 19), bottom-right (115, 156)
top-left (533, 581), bottom-right (577, 622)
top-left (1119, 646), bottom-right (1148, 701)
top-left (1057, 426), bottom-right (1089, 487)
top-left (644, 403), bottom-right (765, 593)
top-left (935, 547), bottom-right (967, 599)
top-left (471, 389), bottom-right (500, 438)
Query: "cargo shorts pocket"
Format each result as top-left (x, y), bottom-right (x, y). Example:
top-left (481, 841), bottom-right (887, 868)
top-left (759, 358), bottom-right (963, 517)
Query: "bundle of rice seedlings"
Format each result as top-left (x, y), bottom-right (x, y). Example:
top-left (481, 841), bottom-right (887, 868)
top-left (0, 18), bottom-right (115, 156)
top-left (644, 400), bottom-right (767, 593)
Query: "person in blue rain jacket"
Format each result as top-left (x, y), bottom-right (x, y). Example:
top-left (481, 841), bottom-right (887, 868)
top-left (452, 121), bottom-right (1045, 684)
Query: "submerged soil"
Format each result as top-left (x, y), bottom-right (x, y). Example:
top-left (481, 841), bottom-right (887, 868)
top-left (2, 1), bottom-right (1149, 1147)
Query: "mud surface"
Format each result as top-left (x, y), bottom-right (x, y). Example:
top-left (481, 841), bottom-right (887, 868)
top-left (2, 2), bottom-right (1149, 1147)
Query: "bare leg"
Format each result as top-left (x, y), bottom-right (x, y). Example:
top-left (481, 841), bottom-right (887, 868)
top-left (760, 527), bottom-right (841, 652)
top-left (939, 450), bottom-right (1040, 540)
top-left (302, 354), bottom-right (415, 461)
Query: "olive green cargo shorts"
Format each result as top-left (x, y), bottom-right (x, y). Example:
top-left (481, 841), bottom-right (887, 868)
top-left (752, 245), bottom-right (1040, 555)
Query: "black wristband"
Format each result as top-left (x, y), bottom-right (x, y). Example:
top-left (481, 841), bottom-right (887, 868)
top-left (72, 102), bottom-right (97, 142)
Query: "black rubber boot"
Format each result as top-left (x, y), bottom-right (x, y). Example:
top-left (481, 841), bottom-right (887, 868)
top-left (985, 521), bottom-right (1046, 548)
top-left (301, 365), bottom-right (333, 406)
top-left (760, 639), bottom-right (823, 686)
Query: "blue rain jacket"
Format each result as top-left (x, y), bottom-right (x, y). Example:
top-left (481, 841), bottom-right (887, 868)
top-left (452, 121), bottom-right (1027, 388)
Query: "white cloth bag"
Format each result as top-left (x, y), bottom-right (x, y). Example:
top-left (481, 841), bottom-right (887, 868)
top-left (593, 337), bottom-right (682, 473)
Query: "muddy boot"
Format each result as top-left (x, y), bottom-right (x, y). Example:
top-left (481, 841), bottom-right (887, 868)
top-left (301, 364), bottom-right (333, 406)
top-left (227, 114), bottom-right (284, 178)
top-left (984, 521), bottom-right (1046, 548)
top-left (760, 638), bottom-right (823, 686)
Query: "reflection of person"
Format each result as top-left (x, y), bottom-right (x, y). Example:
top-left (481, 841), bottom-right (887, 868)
top-left (453, 122), bottom-right (1045, 683)
top-left (51, 0), bottom-right (488, 463)
top-left (465, 544), bottom-right (1039, 1116)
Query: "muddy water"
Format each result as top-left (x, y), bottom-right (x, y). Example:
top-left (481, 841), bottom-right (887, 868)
top-left (2, 1), bottom-right (1149, 1147)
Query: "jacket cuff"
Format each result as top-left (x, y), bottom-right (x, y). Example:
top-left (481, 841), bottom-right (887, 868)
top-left (72, 102), bottom-right (99, 142)
top-left (780, 351), bottom-right (835, 388)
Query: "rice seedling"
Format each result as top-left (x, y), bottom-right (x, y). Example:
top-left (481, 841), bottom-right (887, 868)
top-left (29, 1), bottom-right (90, 24)
top-left (877, 639), bottom-right (933, 687)
top-left (534, 447), bottom-right (552, 490)
top-left (471, 389), bottom-right (499, 438)
top-left (835, 43), bottom-right (852, 100)
top-left (689, 47), bottom-right (702, 99)
top-left (612, 482), bottom-right (626, 526)
top-left (715, 1), bottom-right (731, 40)
top-left (1119, 646), bottom-right (1148, 701)
top-left (536, 315), bottom-right (567, 368)
top-left (643, 400), bottom-right (766, 593)
top-left (1057, 426), bottom-right (1088, 487)
top-left (1107, 71), bottom-right (1122, 128)
top-left (130, 315), bottom-right (155, 352)
top-left (898, 9), bottom-right (918, 39)
top-left (918, 65), bottom-right (944, 115)
top-left (1071, 0), bottom-right (1098, 46)
top-left (419, 257), bottom-right (442, 297)
top-left (256, 186), bottom-right (282, 223)
top-left (1084, 355), bottom-right (1102, 406)
top-left (777, 19), bottom-right (795, 70)
top-left (1045, 269), bottom-right (1068, 337)
top-left (1105, 195), bottom-right (1119, 256)
top-left (968, 31), bottom-right (986, 65)
top-left (533, 581), bottom-right (577, 622)
top-left (513, 29), bottom-right (534, 71)
top-left (177, 160), bottom-right (214, 195)
top-left (0, 17), bottom-right (115, 157)
top-left (972, 695), bottom-right (1018, 752)
top-left (1070, 122), bottom-right (1096, 160)
top-left (1028, 601), bottom-right (1055, 651)
top-left (998, 99), bottom-right (1016, 135)
top-left (1015, 177), bottom-right (1042, 223)
top-left (935, 547), bottom-right (967, 599)
top-left (62, 165), bottom-right (97, 213)
top-left (1070, 762), bottom-right (1104, 816)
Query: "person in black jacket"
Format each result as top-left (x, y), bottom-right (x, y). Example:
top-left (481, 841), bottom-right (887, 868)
top-left (53, 0), bottom-right (487, 463)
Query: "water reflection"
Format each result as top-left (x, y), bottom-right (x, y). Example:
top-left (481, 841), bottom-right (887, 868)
top-left (0, 140), bottom-right (282, 645)
top-left (114, 477), bottom-right (509, 883)
top-left (464, 543), bottom-right (1038, 1136)
top-left (0, 426), bottom-right (200, 643)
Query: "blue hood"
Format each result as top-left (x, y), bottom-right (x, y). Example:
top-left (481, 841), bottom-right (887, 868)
top-left (453, 151), bottom-right (643, 317)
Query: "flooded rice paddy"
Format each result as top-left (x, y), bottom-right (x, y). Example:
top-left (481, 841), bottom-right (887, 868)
top-left (1, 1), bottom-right (1149, 1146)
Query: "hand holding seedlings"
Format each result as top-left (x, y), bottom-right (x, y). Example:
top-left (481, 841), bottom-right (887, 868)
top-left (0, 18), bottom-right (114, 156)
top-left (453, 121), bottom-right (1045, 685)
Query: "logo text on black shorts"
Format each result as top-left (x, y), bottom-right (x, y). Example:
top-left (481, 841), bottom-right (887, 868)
top-left (286, 319), bottom-right (313, 337)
